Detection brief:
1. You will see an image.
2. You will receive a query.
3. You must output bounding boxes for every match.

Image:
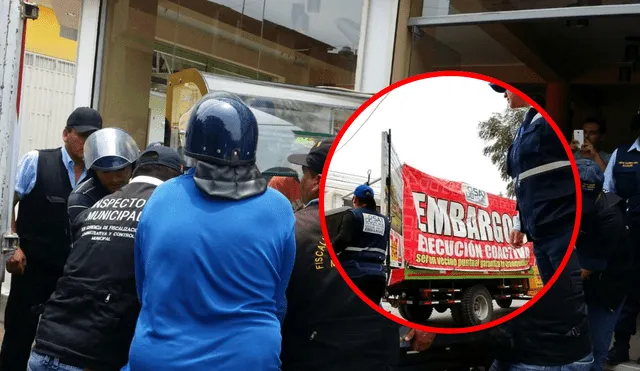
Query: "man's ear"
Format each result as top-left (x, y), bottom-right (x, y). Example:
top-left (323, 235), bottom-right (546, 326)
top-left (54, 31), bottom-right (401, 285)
top-left (62, 128), bottom-right (69, 142)
top-left (312, 173), bottom-right (322, 192)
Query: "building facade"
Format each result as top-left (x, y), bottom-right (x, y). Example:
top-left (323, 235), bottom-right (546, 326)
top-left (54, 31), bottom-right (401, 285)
top-left (21, 0), bottom-right (640, 153)
top-left (392, 1), bottom-right (640, 151)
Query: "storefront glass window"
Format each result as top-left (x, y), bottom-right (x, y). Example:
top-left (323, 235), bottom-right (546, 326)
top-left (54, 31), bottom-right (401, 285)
top-left (98, 0), bottom-right (364, 148)
top-left (414, 0), bottom-right (640, 16)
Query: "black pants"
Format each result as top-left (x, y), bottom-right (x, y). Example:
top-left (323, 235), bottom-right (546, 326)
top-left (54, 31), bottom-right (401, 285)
top-left (0, 266), bottom-right (58, 371)
top-left (352, 276), bottom-right (387, 304)
top-left (612, 224), bottom-right (640, 349)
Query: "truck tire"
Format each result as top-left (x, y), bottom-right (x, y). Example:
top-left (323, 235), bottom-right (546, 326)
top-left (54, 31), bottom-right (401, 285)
top-left (459, 285), bottom-right (493, 326)
top-left (398, 303), bottom-right (433, 323)
top-left (496, 298), bottom-right (512, 309)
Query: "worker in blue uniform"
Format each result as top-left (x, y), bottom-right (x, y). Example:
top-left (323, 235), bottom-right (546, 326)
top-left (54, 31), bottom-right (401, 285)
top-left (123, 92), bottom-right (296, 371)
top-left (331, 184), bottom-right (391, 304)
top-left (488, 83), bottom-right (588, 347)
top-left (603, 113), bottom-right (640, 365)
top-left (489, 83), bottom-right (576, 284)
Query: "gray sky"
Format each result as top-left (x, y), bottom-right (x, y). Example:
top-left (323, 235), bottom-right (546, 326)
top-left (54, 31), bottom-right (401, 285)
top-left (329, 76), bottom-right (511, 196)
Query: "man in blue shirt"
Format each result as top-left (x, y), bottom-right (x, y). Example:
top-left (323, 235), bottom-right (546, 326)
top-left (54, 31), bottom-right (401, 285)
top-left (602, 113), bottom-right (640, 365)
top-left (0, 107), bottom-right (102, 371)
top-left (123, 93), bottom-right (296, 371)
top-left (575, 159), bottom-right (631, 370)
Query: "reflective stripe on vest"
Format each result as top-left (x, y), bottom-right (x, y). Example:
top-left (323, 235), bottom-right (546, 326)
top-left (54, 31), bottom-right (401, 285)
top-left (518, 161), bottom-right (571, 186)
top-left (339, 246), bottom-right (387, 255)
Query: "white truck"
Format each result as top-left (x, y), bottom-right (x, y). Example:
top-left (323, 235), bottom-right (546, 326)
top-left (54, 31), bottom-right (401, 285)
top-left (0, 0), bottom-right (39, 290)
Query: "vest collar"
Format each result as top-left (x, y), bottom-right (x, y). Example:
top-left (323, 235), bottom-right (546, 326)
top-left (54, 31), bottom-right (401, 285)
top-left (129, 176), bottom-right (164, 186)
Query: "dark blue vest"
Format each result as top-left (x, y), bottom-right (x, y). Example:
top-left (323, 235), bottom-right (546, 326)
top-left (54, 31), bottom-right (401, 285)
top-left (506, 108), bottom-right (576, 240)
top-left (612, 143), bottom-right (640, 216)
top-left (338, 208), bottom-right (390, 279)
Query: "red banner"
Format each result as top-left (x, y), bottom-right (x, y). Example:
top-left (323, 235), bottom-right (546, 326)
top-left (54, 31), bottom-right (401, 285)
top-left (402, 164), bottom-right (535, 272)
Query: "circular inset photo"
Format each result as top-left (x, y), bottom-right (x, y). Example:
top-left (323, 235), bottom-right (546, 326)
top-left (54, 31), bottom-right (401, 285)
top-left (320, 71), bottom-right (583, 334)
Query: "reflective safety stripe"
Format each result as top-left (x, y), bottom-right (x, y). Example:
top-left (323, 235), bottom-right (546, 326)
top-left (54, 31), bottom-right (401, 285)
top-left (340, 246), bottom-right (387, 255)
top-left (518, 161), bottom-right (571, 184)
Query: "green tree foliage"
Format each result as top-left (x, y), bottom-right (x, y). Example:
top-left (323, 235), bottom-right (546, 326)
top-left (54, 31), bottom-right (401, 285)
top-left (477, 108), bottom-right (527, 198)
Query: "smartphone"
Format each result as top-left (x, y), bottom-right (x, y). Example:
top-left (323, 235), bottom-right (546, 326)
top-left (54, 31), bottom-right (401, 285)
top-left (573, 129), bottom-right (584, 147)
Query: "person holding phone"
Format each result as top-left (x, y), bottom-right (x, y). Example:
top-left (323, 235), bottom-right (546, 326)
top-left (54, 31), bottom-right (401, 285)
top-left (570, 118), bottom-right (611, 171)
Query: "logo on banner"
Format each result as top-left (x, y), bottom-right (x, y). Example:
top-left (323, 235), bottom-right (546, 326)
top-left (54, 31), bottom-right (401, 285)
top-left (363, 213), bottom-right (386, 236)
top-left (461, 183), bottom-right (489, 208)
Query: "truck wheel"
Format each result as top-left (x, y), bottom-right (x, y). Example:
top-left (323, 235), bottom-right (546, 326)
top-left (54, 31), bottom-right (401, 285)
top-left (496, 298), bottom-right (512, 309)
top-left (459, 285), bottom-right (493, 326)
top-left (398, 303), bottom-right (433, 323)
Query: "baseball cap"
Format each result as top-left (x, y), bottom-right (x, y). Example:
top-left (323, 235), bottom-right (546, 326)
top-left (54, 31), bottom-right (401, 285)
top-left (136, 145), bottom-right (185, 173)
top-left (576, 159), bottom-right (603, 213)
top-left (488, 83), bottom-right (506, 93)
top-left (354, 184), bottom-right (374, 199)
top-left (66, 107), bottom-right (103, 134)
top-left (287, 138), bottom-right (334, 175)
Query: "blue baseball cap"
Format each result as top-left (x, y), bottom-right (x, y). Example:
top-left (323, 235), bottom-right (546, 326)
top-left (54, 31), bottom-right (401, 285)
top-left (354, 184), bottom-right (374, 199)
top-left (576, 159), bottom-right (603, 213)
top-left (489, 83), bottom-right (506, 93)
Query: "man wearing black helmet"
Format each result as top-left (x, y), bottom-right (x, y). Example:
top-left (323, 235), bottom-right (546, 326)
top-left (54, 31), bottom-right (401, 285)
top-left (1, 107), bottom-right (102, 371)
top-left (123, 93), bottom-right (296, 371)
top-left (26, 146), bottom-right (184, 371)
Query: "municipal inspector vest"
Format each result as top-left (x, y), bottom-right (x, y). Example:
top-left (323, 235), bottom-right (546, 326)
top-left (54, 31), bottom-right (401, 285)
top-left (34, 178), bottom-right (161, 371)
top-left (338, 207), bottom-right (390, 279)
top-left (612, 143), bottom-right (640, 217)
top-left (506, 108), bottom-right (576, 240)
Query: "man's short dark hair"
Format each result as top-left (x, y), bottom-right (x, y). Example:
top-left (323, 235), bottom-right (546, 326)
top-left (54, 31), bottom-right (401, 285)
top-left (583, 117), bottom-right (607, 134)
top-left (355, 195), bottom-right (377, 210)
top-left (303, 165), bottom-right (319, 178)
top-left (133, 164), bottom-right (181, 182)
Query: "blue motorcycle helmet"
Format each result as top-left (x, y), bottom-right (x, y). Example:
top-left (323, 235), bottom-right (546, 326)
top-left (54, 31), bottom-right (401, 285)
top-left (183, 92), bottom-right (259, 166)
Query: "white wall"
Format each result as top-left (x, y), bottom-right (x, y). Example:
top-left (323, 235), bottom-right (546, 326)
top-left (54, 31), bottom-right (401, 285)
top-left (324, 170), bottom-right (381, 211)
top-left (18, 52), bottom-right (77, 159)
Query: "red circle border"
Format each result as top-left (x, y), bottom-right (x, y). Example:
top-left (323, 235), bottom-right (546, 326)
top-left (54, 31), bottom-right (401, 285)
top-left (318, 70), bottom-right (583, 335)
